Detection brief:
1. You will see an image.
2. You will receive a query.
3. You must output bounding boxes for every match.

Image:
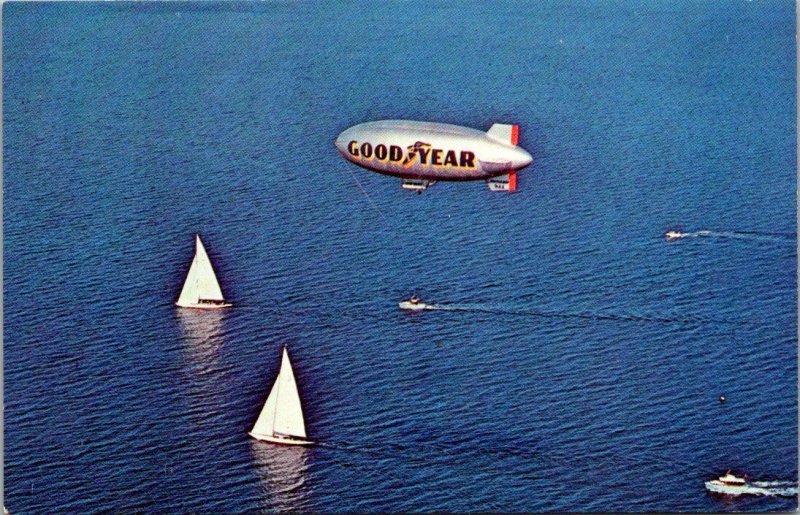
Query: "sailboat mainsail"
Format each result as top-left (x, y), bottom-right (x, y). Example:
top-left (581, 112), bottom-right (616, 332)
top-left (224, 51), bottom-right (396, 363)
top-left (250, 346), bottom-right (312, 445)
top-left (176, 234), bottom-right (231, 309)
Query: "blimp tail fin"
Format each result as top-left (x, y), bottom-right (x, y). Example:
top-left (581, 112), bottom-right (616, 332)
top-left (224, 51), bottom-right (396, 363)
top-left (486, 124), bottom-right (520, 146)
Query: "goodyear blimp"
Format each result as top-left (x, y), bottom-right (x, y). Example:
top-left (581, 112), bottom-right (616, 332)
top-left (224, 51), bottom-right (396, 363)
top-left (335, 120), bottom-right (533, 192)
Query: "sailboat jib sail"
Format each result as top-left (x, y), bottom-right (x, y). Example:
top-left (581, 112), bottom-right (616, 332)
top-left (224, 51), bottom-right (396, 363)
top-left (249, 346), bottom-right (313, 446)
top-left (176, 234), bottom-right (232, 309)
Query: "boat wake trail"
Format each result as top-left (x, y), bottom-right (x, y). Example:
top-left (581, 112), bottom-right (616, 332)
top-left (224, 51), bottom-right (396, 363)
top-left (750, 480), bottom-right (799, 495)
top-left (732, 482), bottom-right (798, 497)
top-left (667, 230), bottom-right (795, 242)
top-left (752, 480), bottom-right (798, 487)
top-left (421, 303), bottom-right (759, 327)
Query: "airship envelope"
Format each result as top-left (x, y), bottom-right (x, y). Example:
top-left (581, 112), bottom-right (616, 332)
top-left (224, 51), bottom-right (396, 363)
top-left (335, 120), bottom-right (533, 192)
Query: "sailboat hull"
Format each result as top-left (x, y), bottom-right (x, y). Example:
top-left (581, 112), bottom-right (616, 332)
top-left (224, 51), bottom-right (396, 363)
top-left (248, 432), bottom-right (314, 446)
top-left (175, 301), bottom-right (232, 309)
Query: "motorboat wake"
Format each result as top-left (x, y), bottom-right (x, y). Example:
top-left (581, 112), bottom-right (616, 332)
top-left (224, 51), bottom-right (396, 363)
top-left (665, 229), bottom-right (793, 242)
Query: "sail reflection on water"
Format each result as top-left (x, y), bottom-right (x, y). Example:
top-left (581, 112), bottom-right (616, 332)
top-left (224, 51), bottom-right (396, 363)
top-left (250, 442), bottom-right (312, 512)
top-left (176, 309), bottom-right (228, 374)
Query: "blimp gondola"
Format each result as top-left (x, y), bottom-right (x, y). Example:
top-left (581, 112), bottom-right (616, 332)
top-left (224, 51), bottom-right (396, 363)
top-left (335, 120), bottom-right (533, 193)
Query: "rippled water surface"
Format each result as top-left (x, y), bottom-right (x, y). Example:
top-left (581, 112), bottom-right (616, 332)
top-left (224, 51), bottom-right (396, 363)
top-left (3, 1), bottom-right (797, 512)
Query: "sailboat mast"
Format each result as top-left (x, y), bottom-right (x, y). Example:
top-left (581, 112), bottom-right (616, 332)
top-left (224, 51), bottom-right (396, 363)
top-left (272, 373), bottom-right (281, 436)
top-left (271, 359), bottom-right (283, 436)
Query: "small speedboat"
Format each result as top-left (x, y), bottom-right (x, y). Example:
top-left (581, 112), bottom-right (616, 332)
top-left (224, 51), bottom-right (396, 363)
top-left (665, 230), bottom-right (685, 239)
top-left (705, 471), bottom-right (748, 494)
top-left (398, 295), bottom-right (432, 311)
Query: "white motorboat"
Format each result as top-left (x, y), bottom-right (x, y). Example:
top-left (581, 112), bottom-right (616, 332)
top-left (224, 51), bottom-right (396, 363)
top-left (705, 471), bottom-right (748, 494)
top-left (398, 295), bottom-right (432, 310)
top-left (176, 234), bottom-right (232, 309)
top-left (665, 230), bottom-right (685, 239)
top-left (249, 346), bottom-right (314, 446)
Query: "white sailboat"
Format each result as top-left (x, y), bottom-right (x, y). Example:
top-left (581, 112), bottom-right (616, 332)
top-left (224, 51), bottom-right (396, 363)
top-left (176, 234), bottom-right (232, 309)
top-left (249, 346), bottom-right (313, 446)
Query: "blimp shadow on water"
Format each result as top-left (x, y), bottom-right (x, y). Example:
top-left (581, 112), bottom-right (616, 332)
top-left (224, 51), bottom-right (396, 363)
top-left (335, 120), bottom-right (533, 193)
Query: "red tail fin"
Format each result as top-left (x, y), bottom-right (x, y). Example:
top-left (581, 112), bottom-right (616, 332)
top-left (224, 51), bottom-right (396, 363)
top-left (487, 124), bottom-right (520, 146)
top-left (508, 172), bottom-right (517, 192)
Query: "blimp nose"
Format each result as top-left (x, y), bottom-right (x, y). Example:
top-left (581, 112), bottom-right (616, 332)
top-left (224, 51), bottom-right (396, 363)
top-left (334, 126), bottom-right (357, 155)
top-left (334, 133), bottom-right (347, 154)
top-left (513, 147), bottom-right (533, 169)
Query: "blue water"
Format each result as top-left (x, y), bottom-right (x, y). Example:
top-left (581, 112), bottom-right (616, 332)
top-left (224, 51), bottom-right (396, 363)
top-left (3, 1), bottom-right (797, 512)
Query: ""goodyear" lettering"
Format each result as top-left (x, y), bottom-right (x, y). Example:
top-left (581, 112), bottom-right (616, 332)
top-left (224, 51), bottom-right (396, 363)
top-left (348, 140), bottom-right (475, 169)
